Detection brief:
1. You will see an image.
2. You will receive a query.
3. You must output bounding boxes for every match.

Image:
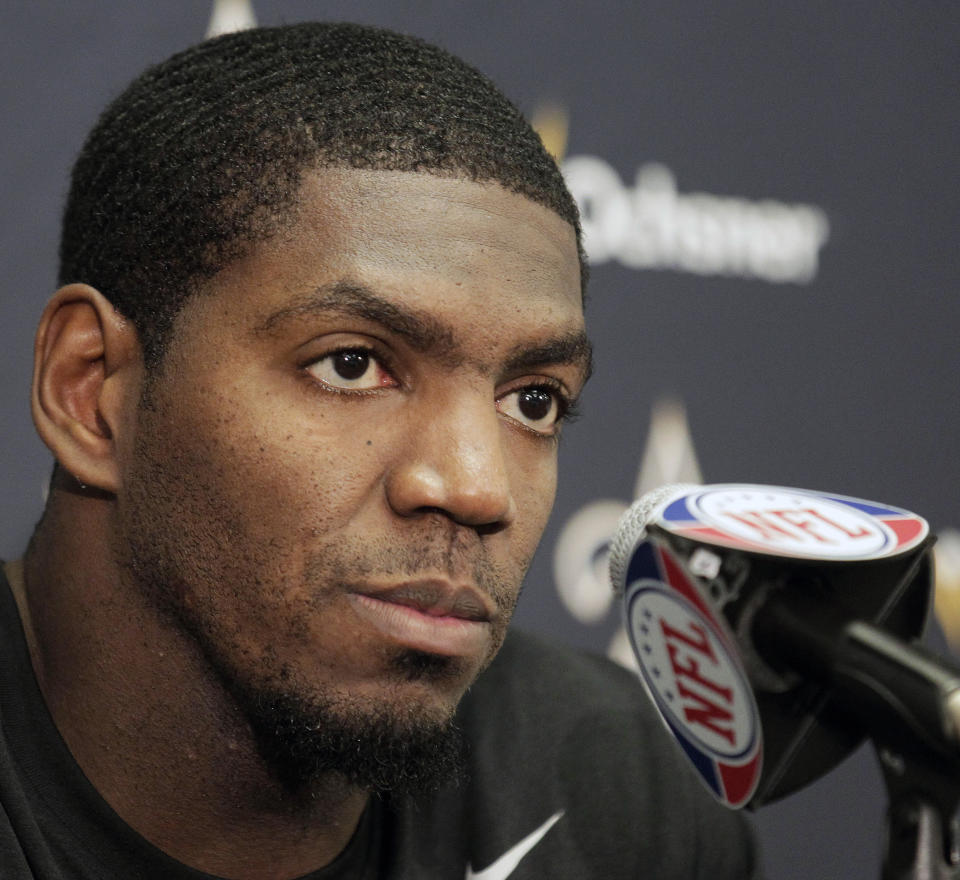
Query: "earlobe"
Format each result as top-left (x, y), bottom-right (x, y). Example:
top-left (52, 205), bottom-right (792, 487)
top-left (31, 284), bottom-right (141, 493)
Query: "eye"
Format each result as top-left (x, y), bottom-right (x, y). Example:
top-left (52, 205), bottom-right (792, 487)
top-left (305, 347), bottom-right (396, 391)
top-left (497, 385), bottom-right (568, 435)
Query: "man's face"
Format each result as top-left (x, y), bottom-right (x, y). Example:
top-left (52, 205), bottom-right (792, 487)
top-left (115, 168), bottom-right (588, 789)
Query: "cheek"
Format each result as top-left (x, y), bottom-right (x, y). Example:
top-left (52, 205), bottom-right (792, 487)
top-left (510, 446), bottom-right (558, 547)
top-left (182, 389), bottom-right (386, 544)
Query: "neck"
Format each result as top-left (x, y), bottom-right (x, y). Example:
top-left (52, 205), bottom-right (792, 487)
top-left (17, 488), bottom-right (369, 879)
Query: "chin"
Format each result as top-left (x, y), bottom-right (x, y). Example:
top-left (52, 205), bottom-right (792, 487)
top-left (233, 667), bottom-right (468, 798)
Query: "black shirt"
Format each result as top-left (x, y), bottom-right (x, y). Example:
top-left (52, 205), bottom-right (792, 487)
top-left (0, 571), bottom-right (758, 878)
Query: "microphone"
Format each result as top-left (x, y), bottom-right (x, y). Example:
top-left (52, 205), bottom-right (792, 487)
top-left (608, 483), bottom-right (959, 811)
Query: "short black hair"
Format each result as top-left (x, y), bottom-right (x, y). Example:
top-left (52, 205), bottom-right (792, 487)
top-left (58, 21), bottom-right (585, 368)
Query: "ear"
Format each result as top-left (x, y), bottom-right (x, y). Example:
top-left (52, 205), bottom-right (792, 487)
top-left (31, 284), bottom-right (141, 493)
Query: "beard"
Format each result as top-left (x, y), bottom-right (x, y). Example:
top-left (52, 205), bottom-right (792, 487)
top-left (122, 555), bottom-right (473, 799)
top-left (115, 427), bottom-right (522, 803)
top-left (231, 663), bottom-right (467, 800)
top-left (119, 539), bottom-right (479, 800)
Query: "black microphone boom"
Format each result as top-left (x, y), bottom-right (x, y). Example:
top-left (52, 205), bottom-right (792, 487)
top-left (609, 483), bottom-right (960, 880)
top-left (752, 583), bottom-right (960, 761)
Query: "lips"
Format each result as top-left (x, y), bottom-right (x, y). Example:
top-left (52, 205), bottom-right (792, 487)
top-left (347, 581), bottom-right (495, 657)
top-left (368, 582), bottom-right (492, 620)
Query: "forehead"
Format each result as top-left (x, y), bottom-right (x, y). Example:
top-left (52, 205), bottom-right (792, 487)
top-left (297, 168), bottom-right (578, 281)
top-left (230, 168), bottom-right (580, 318)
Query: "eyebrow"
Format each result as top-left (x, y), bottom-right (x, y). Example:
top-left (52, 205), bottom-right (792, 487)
top-left (505, 333), bottom-right (593, 388)
top-left (255, 280), bottom-right (457, 356)
top-left (256, 279), bottom-right (593, 383)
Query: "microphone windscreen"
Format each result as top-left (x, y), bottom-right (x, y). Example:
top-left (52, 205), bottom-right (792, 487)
top-left (608, 484), bottom-right (696, 594)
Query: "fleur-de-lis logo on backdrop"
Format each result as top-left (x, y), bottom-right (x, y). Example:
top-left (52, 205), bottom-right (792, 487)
top-left (552, 398), bottom-right (703, 669)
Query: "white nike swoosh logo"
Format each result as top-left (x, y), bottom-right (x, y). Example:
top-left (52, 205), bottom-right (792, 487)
top-left (465, 810), bottom-right (564, 880)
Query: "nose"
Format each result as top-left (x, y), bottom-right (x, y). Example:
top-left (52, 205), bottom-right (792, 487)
top-left (385, 393), bottom-right (517, 530)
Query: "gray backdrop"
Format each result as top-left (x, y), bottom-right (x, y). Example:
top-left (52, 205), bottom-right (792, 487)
top-left (3, 3), bottom-right (959, 878)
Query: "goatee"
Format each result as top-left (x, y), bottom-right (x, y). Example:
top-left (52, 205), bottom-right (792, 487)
top-left (232, 652), bottom-right (467, 800)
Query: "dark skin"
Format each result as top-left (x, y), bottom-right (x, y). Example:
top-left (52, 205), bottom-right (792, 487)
top-left (16, 168), bottom-right (590, 879)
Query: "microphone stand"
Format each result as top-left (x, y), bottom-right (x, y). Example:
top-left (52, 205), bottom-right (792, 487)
top-left (876, 740), bottom-right (960, 880)
top-left (752, 589), bottom-right (960, 880)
